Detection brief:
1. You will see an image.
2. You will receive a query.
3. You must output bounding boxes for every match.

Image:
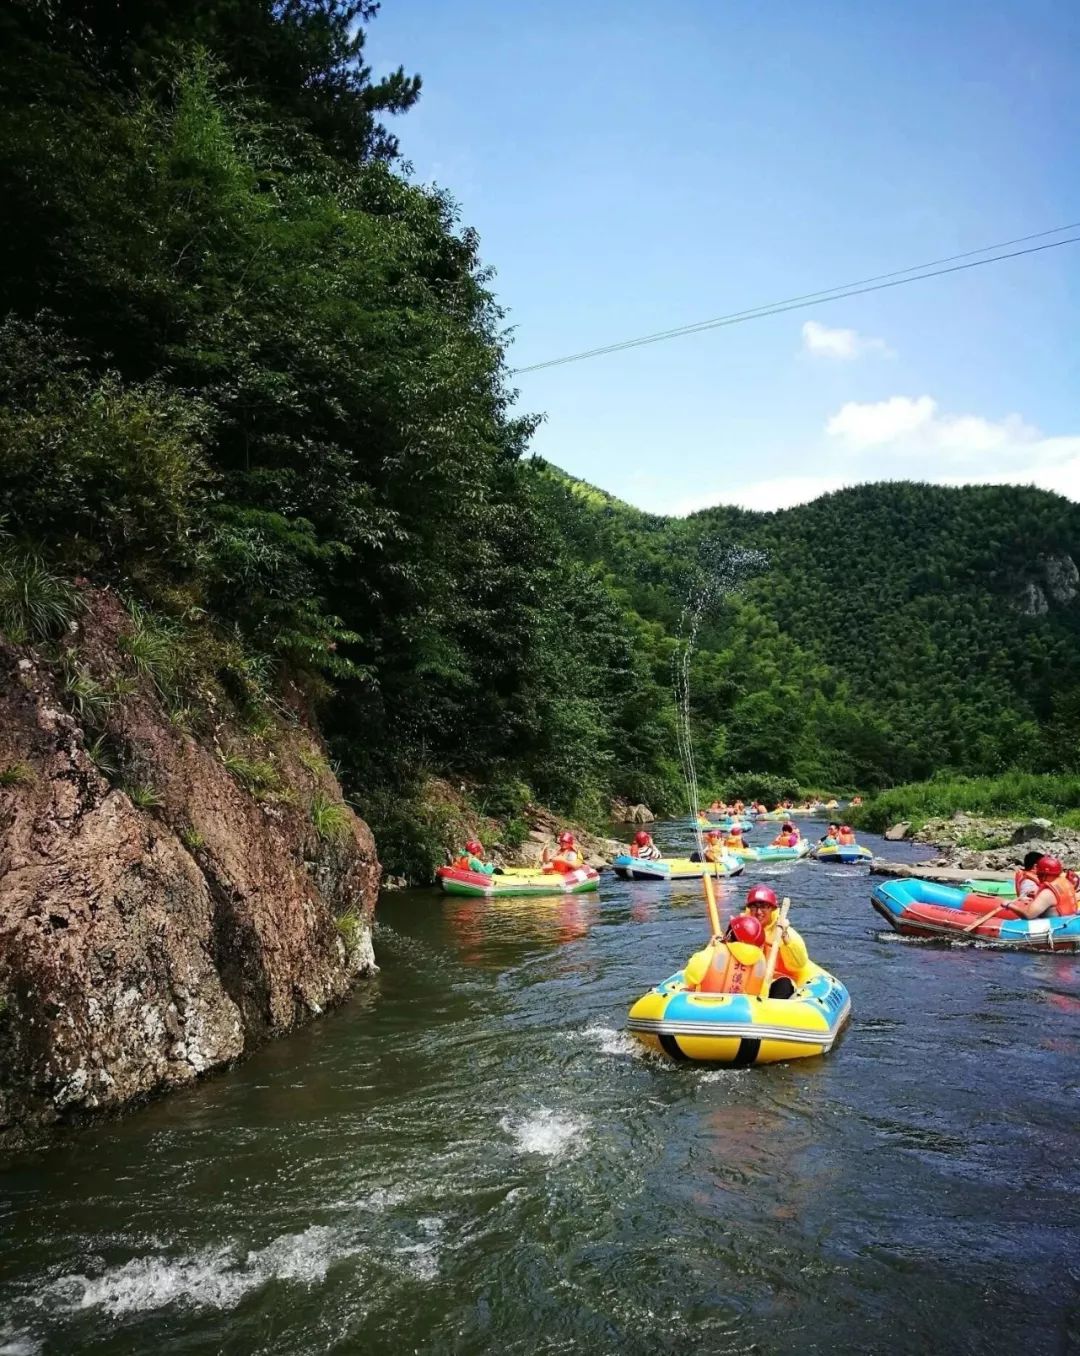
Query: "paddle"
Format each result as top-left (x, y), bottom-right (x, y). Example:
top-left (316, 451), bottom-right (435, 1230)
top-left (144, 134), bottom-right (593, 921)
top-left (961, 901), bottom-right (1010, 934)
top-left (702, 866), bottom-right (722, 939)
top-left (759, 897), bottom-right (792, 995)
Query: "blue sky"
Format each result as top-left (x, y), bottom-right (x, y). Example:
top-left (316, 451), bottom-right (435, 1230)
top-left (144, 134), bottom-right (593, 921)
top-left (366, 0), bottom-right (1080, 513)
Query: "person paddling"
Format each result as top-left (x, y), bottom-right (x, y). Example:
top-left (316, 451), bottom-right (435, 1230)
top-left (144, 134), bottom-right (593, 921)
top-left (543, 831), bottom-right (584, 873)
top-left (742, 884), bottom-right (810, 996)
top-left (1005, 855), bottom-right (1077, 920)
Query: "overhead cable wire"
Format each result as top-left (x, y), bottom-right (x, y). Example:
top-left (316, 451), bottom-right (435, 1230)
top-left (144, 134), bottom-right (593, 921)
top-left (512, 223), bottom-right (1080, 374)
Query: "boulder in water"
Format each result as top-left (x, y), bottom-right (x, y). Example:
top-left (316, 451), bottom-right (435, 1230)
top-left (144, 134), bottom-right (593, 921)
top-left (884, 822), bottom-right (912, 842)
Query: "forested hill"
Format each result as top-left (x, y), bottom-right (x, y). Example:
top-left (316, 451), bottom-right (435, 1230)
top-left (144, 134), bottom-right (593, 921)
top-left (1, 3), bottom-right (1077, 879)
top-left (555, 470), bottom-right (1080, 792)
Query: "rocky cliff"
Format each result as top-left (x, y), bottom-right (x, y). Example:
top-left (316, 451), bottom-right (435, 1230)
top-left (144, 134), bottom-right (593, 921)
top-left (0, 590), bottom-right (380, 1150)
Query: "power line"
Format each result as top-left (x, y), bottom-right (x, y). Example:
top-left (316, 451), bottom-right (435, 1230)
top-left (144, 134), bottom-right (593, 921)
top-left (512, 223), bottom-right (1080, 375)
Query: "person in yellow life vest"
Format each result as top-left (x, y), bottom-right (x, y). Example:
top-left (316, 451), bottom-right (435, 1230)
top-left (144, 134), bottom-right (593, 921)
top-left (837, 825), bottom-right (857, 846)
top-left (1006, 855), bottom-right (1078, 920)
top-left (742, 884), bottom-right (810, 997)
top-left (723, 825), bottom-right (747, 851)
top-left (542, 831), bottom-right (584, 874)
top-left (452, 839), bottom-right (495, 876)
top-left (690, 829), bottom-right (724, 864)
top-left (683, 914), bottom-right (766, 994)
top-left (629, 829), bottom-right (662, 861)
top-left (771, 821), bottom-right (800, 848)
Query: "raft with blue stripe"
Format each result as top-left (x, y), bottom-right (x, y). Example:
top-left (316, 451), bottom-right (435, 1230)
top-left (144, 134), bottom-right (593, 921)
top-left (871, 878), bottom-right (1080, 951)
top-left (612, 853), bottom-right (744, 882)
top-left (627, 964), bottom-right (851, 1065)
top-left (813, 843), bottom-right (873, 864)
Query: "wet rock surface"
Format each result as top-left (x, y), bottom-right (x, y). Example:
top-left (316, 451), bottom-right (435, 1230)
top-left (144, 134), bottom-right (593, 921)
top-left (0, 592), bottom-right (380, 1150)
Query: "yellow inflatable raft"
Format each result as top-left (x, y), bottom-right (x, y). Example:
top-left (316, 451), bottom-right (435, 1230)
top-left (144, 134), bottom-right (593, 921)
top-left (627, 962), bottom-right (851, 1065)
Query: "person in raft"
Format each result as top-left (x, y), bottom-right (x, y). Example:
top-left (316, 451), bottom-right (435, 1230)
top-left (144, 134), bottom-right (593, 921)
top-left (628, 829), bottom-right (661, 860)
top-left (689, 830), bottom-right (725, 864)
top-left (682, 914), bottom-right (766, 994)
top-left (819, 821), bottom-right (840, 845)
top-left (452, 839), bottom-right (495, 876)
top-left (742, 883), bottom-right (811, 998)
top-left (542, 831), bottom-right (584, 873)
top-left (1003, 855), bottom-right (1077, 920)
top-left (837, 825), bottom-right (857, 846)
top-left (723, 824), bottom-right (747, 851)
top-left (771, 821), bottom-right (800, 848)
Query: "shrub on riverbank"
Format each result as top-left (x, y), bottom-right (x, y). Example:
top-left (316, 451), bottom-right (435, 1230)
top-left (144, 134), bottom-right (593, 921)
top-left (851, 773), bottom-right (1080, 834)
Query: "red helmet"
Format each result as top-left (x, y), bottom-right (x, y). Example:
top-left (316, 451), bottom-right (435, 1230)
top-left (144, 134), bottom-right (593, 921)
top-left (746, 884), bottom-right (778, 909)
top-left (726, 914), bottom-right (764, 946)
top-left (840, 825), bottom-right (851, 833)
top-left (727, 825), bottom-right (743, 834)
top-left (1035, 855), bottom-right (1062, 879)
top-left (465, 839), bottom-right (483, 854)
top-left (705, 829), bottom-right (721, 840)
top-left (634, 830), bottom-right (651, 846)
top-left (558, 831), bottom-right (576, 847)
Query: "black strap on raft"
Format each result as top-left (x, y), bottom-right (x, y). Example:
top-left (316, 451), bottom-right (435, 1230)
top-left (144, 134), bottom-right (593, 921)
top-left (732, 1038), bottom-right (761, 1068)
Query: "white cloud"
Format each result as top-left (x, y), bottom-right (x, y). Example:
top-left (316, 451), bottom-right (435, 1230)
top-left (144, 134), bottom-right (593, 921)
top-left (826, 394), bottom-right (1043, 463)
top-left (801, 320), bottom-right (893, 360)
top-left (617, 396), bottom-right (1080, 519)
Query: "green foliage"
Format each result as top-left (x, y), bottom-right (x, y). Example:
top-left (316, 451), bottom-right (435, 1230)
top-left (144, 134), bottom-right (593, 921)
top-left (220, 752), bottom-right (282, 796)
top-left (0, 550), bottom-right (80, 642)
top-left (180, 826), bottom-right (205, 851)
top-left (310, 791), bottom-right (351, 843)
top-left (336, 908), bottom-right (366, 956)
top-left (61, 663), bottom-right (115, 729)
top-left (852, 773), bottom-right (1080, 833)
top-left (85, 734), bottom-right (122, 782)
top-left (298, 746), bottom-right (332, 778)
top-left (2, 0), bottom-right (1077, 884)
top-left (125, 782), bottom-right (163, 809)
top-left (0, 762), bottom-right (33, 787)
top-left (118, 604), bottom-right (187, 699)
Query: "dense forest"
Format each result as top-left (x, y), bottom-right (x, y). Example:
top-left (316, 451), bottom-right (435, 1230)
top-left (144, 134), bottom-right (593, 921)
top-left (2, 1), bottom-right (1078, 875)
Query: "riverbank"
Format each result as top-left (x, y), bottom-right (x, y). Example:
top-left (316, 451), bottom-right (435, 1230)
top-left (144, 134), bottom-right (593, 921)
top-left (872, 811), bottom-right (1080, 875)
top-left (0, 590), bottom-right (381, 1152)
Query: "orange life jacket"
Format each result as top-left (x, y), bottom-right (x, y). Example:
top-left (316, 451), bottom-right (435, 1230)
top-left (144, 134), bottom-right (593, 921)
top-left (1046, 875), bottom-right (1078, 917)
top-left (1014, 868), bottom-right (1040, 899)
top-left (698, 942), bottom-right (766, 994)
top-left (453, 854), bottom-right (472, 871)
top-left (772, 832), bottom-right (798, 848)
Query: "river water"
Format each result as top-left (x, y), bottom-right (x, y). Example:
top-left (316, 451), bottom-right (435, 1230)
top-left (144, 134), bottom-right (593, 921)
top-left (2, 818), bottom-right (1078, 1355)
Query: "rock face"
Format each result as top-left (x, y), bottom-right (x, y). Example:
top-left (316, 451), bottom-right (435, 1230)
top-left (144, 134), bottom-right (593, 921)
top-left (0, 592), bottom-right (380, 1150)
top-left (1040, 553), bottom-right (1079, 606)
top-left (883, 822), bottom-right (912, 842)
top-left (609, 799), bottom-right (655, 824)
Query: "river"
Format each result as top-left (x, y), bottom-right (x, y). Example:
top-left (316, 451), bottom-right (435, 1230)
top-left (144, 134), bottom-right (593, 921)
top-left (1, 818), bottom-right (1078, 1355)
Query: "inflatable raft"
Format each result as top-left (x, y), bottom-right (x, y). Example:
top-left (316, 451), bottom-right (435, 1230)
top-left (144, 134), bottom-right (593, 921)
top-left (436, 864), bottom-right (600, 898)
top-left (628, 962), bottom-right (851, 1065)
top-left (612, 854), bottom-right (744, 882)
top-left (871, 878), bottom-right (1080, 951)
top-left (734, 841), bottom-right (811, 863)
top-left (814, 843), bottom-right (873, 864)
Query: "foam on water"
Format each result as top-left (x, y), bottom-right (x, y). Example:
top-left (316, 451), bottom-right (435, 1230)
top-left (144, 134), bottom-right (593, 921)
top-left (44, 1225), bottom-right (357, 1317)
top-left (578, 1023), bottom-right (644, 1058)
top-left (0, 1328), bottom-right (41, 1356)
top-left (500, 1108), bottom-right (588, 1158)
